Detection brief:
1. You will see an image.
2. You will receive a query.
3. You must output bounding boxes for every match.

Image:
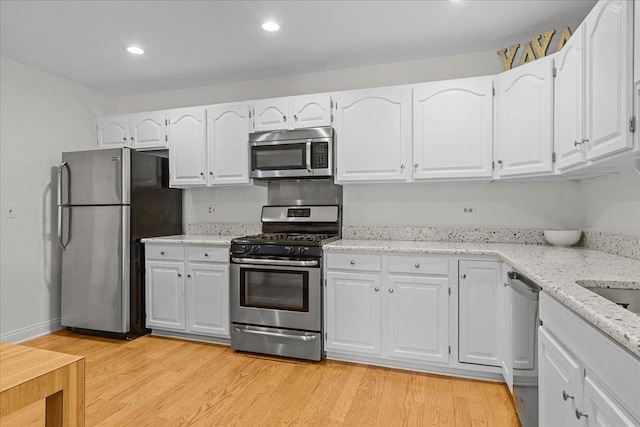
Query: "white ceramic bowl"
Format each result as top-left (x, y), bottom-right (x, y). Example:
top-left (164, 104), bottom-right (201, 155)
top-left (543, 229), bottom-right (582, 247)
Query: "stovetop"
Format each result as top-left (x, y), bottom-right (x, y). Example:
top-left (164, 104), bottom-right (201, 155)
top-left (232, 233), bottom-right (338, 246)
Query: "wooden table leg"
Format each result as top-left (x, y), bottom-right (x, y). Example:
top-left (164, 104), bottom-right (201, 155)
top-left (45, 390), bottom-right (63, 427)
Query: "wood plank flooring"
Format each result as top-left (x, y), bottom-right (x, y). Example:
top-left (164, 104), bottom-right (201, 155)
top-left (1, 331), bottom-right (519, 426)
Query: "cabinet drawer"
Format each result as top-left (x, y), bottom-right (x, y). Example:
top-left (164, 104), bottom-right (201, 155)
top-left (388, 255), bottom-right (448, 275)
top-left (186, 246), bottom-right (228, 263)
top-left (326, 253), bottom-right (381, 272)
top-left (146, 245), bottom-right (184, 261)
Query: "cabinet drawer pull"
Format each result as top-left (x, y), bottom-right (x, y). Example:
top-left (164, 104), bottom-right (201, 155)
top-left (160, 251), bottom-right (165, 255)
top-left (575, 409), bottom-right (588, 419)
top-left (562, 390), bottom-right (574, 401)
top-left (350, 260), bottom-right (355, 265)
top-left (415, 263), bottom-right (420, 268)
top-left (204, 253), bottom-right (209, 257)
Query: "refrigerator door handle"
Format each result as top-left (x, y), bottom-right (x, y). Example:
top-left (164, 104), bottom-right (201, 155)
top-left (57, 161), bottom-right (70, 250)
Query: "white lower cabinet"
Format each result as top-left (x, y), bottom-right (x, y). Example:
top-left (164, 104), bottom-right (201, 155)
top-left (458, 260), bottom-right (501, 366)
top-left (325, 271), bottom-right (382, 355)
top-left (539, 293), bottom-right (640, 426)
top-left (145, 244), bottom-right (230, 339)
top-left (325, 252), bottom-right (450, 366)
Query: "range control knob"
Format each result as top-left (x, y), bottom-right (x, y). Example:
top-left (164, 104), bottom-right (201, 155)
top-left (287, 246), bottom-right (296, 255)
top-left (251, 245), bottom-right (259, 254)
top-left (298, 247), bottom-right (306, 254)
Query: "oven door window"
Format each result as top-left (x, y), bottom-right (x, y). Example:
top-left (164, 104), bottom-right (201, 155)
top-left (251, 144), bottom-right (307, 171)
top-left (240, 268), bottom-right (309, 312)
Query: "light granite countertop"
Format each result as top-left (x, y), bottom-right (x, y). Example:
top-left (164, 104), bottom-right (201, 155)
top-left (324, 240), bottom-right (640, 358)
top-left (141, 234), bottom-right (237, 245)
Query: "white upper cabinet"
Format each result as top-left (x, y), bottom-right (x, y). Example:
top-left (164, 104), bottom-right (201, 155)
top-left (290, 94), bottom-right (332, 129)
top-left (168, 106), bottom-right (207, 187)
top-left (206, 103), bottom-right (251, 185)
top-left (635, 0), bottom-right (639, 84)
top-left (253, 94), bottom-right (332, 132)
top-left (129, 111), bottom-right (167, 150)
top-left (97, 115), bottom-right (130, 149)
top-left (584, 0), bottom-right (634, 160)
top-left (413, 77), bottom-right (494, 180)
top-left (334, 86), bottom-right (411, 183)
top-left (495, 57), bottom-right (554, 178)
top-left (97, 112), bottom-right (168, 150)
top-left (554, 25), bottom-right (586, 171)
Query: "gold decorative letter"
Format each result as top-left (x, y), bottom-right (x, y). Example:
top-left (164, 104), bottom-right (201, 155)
top-left (519, 43), bottom-right (536, 65)
top-left (497, 44), bottom-right (520, 71)
top-left (530, 29), bottom-right (556, 58)
top-left (556, 27), bottom-right (573, 52)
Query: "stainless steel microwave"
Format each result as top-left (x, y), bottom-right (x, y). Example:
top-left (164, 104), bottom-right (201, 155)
top-left (249, 126), bottom-right (334, 180)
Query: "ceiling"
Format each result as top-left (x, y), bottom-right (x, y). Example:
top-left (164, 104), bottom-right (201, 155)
top-left (0, 0), bottom-right (597, 97)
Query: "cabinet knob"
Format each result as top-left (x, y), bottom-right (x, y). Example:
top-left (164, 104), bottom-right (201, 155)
top-left (187, 274), bottom-right (191, 278)
top-left (573, 140), bottom-right (581, 146)
top-left (123, 137), bottom-right (127, 141)
top-left (209, 172), bottom-right (213, 175)
top-left (413, 163), bottom-right (418, 169)
top-left (400, 164), bottom-right (405, 169)
top-left (160, 251), bottom-right (165, 255)
top-left (581, 139), bottom-right (589, 145)
top-left (200, 172), bottom-right (204, 176)
top-left (575, 409), bottom-right (588, 420)
top-left (497, 160), bottom-right (503, 165)
top-left (350, 260), bottom-right (355, 265)
top-left (294, 114), bottom-right (298, 121)
top-left (461, 274), bottom-right (467, 279)
top-left (177, 273), bottom-right (182, 277)
top-left (374, 287), bottom-right (379, 292)
top-left (283, 115), bottom-right (287, 122)
top-left (415, 263), bottom-right (420, 268)
top-left (389, 289), bottom-right (394, 293)
top-left (131, 136), bottom-right (135, 141)
top-left (562, 390), bottom-right (574, 401)
top-left (204, 253), bottom-right (209, 257)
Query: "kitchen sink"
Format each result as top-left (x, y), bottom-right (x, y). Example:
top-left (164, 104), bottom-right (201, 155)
top-left (576, 280), bottom-right (640, 314)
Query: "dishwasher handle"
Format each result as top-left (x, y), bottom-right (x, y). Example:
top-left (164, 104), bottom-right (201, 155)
top-left (507, 271), bottom-right (541, 300)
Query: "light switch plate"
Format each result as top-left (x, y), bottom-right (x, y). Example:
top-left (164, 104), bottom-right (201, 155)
top-left (4, 204), bottom-right (15, 218)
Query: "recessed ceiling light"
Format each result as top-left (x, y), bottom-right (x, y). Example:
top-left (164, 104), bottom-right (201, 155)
top-left (126, 46), bottom-right (144, 55)
top-left (262, 21), bottom-right (280, 32)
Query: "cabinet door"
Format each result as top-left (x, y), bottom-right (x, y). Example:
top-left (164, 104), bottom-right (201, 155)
top-left (495, 57), bottom-right (554, 177)
top-left (498, 264), bottom-right (513, 391)
top-left (584, 0), bottom-right (634, 161)
top-left (206, 104), bottom-right (251, 185)
top-left (325, 271), bottom-right (381, 355)
top-left (554, 24), bottom-right (586, 170)
top-left (387, 275), bottom-right (449, 363)
top-left (290, 94), bottom-right (332, 129)
top-left (583, 376), bottom-right (637, 427)
top-left (413, 77), bottom-right (493, 179)
top-left (458, 260), bottom-right (500, 366)
top-left (146, 261), bottom-right (186, 331)
top-left (168, 107), bottom-right (207, 187)
top-left (635, 0), bottom-right (639, 84)
top-left (129, 111), bottom-right (167, 150)
top-left (97, 115), bottom-right (129, 149)
top-left (334, 87), bottom-right (411, 182)
top-left (253, 98), bottom-right (289, 132)
top-left (187, 262), bottom-right (229, 337)
top-left (538, 327), bottom-right (584, 427)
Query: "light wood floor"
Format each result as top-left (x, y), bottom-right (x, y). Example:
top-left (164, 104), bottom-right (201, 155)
top-left (2, 330), bottom-right (519, 426)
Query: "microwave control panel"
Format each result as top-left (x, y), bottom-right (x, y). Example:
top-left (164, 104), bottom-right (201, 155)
top-left (311, 142), bottom-right (330, 168)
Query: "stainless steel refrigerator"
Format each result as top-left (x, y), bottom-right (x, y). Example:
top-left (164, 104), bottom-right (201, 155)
top-left (57, 148), bottom-right (182, 338)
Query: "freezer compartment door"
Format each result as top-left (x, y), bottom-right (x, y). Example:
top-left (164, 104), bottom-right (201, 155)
top-left (60, 148), bottom-right (130, 205)
top-left (61, 205), bottom-right (130, 333)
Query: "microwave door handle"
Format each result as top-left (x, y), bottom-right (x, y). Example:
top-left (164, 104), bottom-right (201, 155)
top-left (306, 141), bottom-right (312, 172)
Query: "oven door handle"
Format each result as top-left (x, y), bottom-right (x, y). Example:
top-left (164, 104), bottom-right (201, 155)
top-left (232, 257), bottom-right (318, 267)
top-left (233, 326), bottom-right (319, 342)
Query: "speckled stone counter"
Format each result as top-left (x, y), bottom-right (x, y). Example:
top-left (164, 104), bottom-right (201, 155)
top-left (141, 234), bottom-right (237, 245)
top-left (324, 240), bottom-right (640, 358)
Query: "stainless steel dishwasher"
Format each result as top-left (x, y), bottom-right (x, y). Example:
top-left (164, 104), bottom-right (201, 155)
top-left (508, 271), bottom-right (542, 427)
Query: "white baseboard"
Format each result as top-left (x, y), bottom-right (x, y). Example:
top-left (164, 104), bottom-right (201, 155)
top-left (0, 318), bottom-right (63, 343)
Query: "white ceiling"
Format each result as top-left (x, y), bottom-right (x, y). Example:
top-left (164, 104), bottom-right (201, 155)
top-left (0, 0), bottom-right (597, 97)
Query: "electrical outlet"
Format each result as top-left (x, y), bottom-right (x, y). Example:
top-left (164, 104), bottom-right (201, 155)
top-left (207, 205), bottom-right (214, 215)
top-left (463, 207), bottom-right (474, 213)
top-left (4, 203), bottom-right (15, 218)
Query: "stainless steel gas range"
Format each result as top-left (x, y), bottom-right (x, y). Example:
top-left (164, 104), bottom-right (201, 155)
top-left (230, 204), bottom-right (340, 361)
